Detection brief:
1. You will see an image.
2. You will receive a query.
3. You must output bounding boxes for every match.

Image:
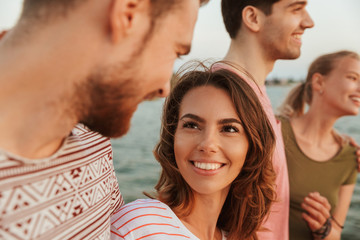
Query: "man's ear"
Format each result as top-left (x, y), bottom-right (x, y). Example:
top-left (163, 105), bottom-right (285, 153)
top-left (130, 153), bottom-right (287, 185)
top-left (0, 30), bottom-right (8, 40)
top-left (109, 0), bottom-right (150, 43)
top-left (242, 6), bottom-right (262, 32)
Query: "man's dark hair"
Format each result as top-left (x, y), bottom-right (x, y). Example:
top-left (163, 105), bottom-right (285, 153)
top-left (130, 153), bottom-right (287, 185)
top-left (221, 0), bottom-right (280, 39)
top-left (150, 0), bottom-right (208, 28)
top-left (21, 0), bottom-right (85, 21)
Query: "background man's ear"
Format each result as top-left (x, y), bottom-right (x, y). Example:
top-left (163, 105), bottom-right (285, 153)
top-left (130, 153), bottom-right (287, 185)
top-left (109, 0), bottom-right (150, 43)
top-left (242, 6), bottom-right (262, 32)
top-left (0, 30), bottom-right (8, 40)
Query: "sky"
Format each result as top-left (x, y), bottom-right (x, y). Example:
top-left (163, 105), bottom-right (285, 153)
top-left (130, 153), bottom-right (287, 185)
top-left (1, 0), bottom-right (360, 80)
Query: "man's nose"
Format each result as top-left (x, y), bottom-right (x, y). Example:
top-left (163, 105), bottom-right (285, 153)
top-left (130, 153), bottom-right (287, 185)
top-left (157, 82), bottom-right (170, 98)
top-left (302, 10), bottom-right (314, 29)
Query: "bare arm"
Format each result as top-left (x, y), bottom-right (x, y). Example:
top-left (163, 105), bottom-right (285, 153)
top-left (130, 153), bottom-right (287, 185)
top-left (327, 184), bottom-right (356, 238)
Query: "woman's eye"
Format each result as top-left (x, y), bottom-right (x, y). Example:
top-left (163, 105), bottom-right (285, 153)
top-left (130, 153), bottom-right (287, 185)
top-left (222, 125), bottom-right (239, 133)
top-left (183, 121), bottom-right (199, 129)
top-left (348, 75), bottom-right (358, 81)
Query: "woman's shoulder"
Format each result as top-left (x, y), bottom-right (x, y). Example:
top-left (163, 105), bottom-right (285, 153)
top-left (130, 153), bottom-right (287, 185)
top-left (111, 199), bottom-right (171, 222)
top-left (339, 141), bottom-right (358, 160)
top-left (276, 114), bottom-right (290, 123)
top-left (275, 114), bottom-right (293, 137)
top-left (116, 198), bottom-right (166, 209)
top-left (110, 199), bottom-right (199, 239)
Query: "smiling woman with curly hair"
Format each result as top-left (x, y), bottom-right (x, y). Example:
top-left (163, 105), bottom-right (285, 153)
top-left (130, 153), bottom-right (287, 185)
top-left (111, 62), bottom-right (276, 240)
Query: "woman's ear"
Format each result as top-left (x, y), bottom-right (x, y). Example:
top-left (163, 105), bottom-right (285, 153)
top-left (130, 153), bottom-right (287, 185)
top-left (311, 73), bottom-right (325, 93)
top-left (242, 6), bottom-right (263, 32)
top-left (108, 0), bottom-right (150, 43)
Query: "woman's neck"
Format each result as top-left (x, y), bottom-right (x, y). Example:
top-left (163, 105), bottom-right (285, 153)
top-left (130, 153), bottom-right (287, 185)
top-left (179, 192), bottom-right (227, 240)
top-left (290, 109), bottom-right (341, 161)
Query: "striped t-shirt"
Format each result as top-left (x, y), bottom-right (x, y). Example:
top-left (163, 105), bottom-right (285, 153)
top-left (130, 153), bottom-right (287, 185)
top-left (110, 199), bottom-right (227, 240)
top-left (0, 124), bottom-right (123, 240)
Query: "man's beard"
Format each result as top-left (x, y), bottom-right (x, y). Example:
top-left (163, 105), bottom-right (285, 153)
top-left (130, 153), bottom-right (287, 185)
top-left (261, 22), bottom-right (301, 61)
top-left (76, 25), bottom-right (156, 137)
top-left (262, 36), bottom-right (301, 61)
top-left (78, 63), bottom-right (140, 138)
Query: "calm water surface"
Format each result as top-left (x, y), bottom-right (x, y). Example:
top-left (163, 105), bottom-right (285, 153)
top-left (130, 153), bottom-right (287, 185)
top-left (112, 85), bottom-right (360, 239)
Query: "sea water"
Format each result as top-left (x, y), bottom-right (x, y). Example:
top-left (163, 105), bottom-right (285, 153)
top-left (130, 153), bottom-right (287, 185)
top-left (112, 85), bottom-right (360, 239)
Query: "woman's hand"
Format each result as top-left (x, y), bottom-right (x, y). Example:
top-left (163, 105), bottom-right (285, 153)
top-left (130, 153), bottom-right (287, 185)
top-left (301, 192), bottom-right (331, 232)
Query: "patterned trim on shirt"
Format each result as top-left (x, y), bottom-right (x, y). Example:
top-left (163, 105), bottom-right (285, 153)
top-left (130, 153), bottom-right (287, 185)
top-left (0, 124), bottom-right (123, 240)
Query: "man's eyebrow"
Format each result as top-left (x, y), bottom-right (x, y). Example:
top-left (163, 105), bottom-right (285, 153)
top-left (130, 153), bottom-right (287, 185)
top-left (218, 118), bottom-right (242, 125)
top-left (347, 71), bottom-right (360, 77)
top-left (180, 113), bottom-right (204, 122)
top-left (287, 1), bottom-right (307, 8)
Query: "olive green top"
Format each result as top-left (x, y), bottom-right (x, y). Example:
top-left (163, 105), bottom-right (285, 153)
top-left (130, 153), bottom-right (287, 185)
top-left (278, 116), bottom-right (357, 240)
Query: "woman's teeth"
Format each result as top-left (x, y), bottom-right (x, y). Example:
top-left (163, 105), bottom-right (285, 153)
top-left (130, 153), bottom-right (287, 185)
top-left (193, 162), bottom-right (222, 170)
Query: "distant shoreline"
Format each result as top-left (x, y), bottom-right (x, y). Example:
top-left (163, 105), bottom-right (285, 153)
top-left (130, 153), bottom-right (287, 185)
top-left (172, 73), bottom-right (303, 88)
top-left (265, 78), bottom-right (303, 86)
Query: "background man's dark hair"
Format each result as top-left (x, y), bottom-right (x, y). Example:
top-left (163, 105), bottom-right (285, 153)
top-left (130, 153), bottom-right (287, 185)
top-left (221, 0), bottom-right (280, 39)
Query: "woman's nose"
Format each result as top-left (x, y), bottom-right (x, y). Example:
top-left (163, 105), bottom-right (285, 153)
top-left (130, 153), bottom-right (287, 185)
top-left (196, 129), bottom-right (219, 154)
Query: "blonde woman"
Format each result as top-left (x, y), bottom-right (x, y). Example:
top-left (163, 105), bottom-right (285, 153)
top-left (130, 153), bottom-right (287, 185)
top-left (278, 51), bottom-right (360, 239)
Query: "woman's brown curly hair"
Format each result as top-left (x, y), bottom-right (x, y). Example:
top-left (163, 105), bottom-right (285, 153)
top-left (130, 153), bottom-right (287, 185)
top-left (153, 62), bottom-right (276, 240)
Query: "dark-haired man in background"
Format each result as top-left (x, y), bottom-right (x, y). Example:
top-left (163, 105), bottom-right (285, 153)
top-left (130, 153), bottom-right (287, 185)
top-left (0, 0), bottom-right (206, 239)
top-left (220, 0), bottom-right (314, 239)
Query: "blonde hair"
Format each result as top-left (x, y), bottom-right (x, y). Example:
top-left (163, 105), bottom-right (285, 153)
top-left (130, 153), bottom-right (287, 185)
top-left (278, 50), bottom-right (360, 117)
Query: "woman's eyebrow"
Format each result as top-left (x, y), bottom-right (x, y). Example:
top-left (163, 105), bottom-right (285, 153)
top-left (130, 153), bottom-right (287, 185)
top-left (218, 118), bottom-right (242, 125)
top-left (180, 113), bottom-right (204, 123)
